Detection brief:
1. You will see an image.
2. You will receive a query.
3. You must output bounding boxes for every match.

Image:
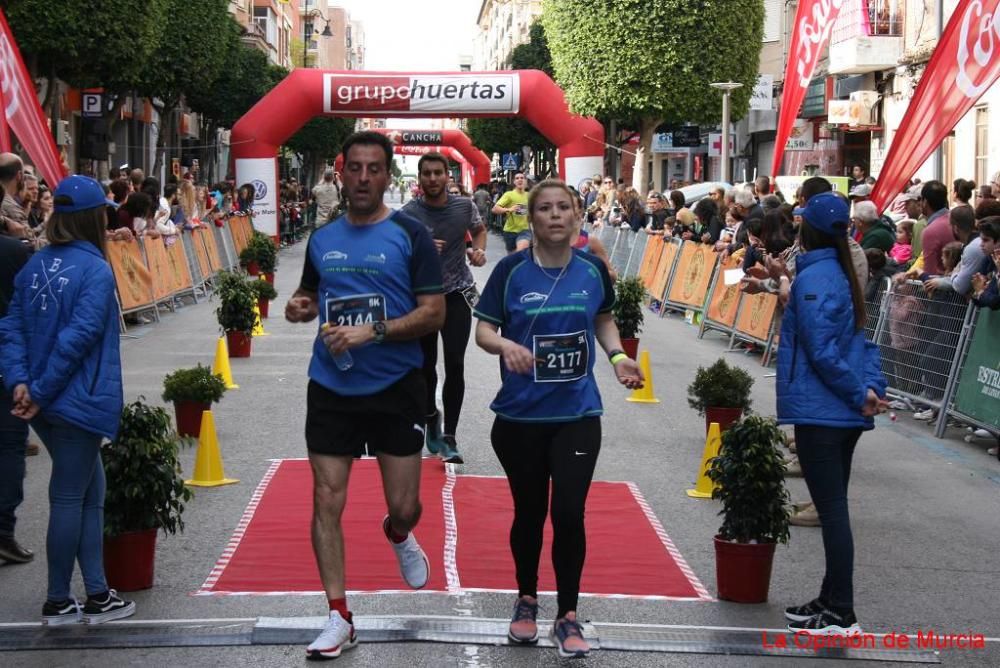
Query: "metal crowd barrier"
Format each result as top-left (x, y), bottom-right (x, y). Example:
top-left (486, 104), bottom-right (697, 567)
top-left (868, 280), bottom-right (975, 435)
top-left (107, 220), bottom-right (247, 333)
top-left (941, 308), bottom-right (1000, 439)
top-left (609, 230), bottom-right (993, 440)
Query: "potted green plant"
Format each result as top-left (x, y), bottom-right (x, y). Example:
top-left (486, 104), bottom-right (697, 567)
top-left (687, 358), bottom-right (754, 433)
top-left (103, 398), bottom-right (193, 591)
top-left (239, 230), bottom-right (278, 280)
top-left (215, 270), bottom-right (257, 357)
top-left (249, 277), bottom-right (278, 319)
top-left (162, 364), bottom-right (227, 437)
top-left (613, 276), bottom-right (645, 359)
top-left (706, 414), bottom-right (790, 603)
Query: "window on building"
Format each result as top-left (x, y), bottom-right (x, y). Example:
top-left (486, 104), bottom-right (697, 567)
top-left (763, 0), bottom-right (781, 42)
top-left (975, 105), bottom-right (989, 187)
top-left (253, 7), bottom-right (277, 46)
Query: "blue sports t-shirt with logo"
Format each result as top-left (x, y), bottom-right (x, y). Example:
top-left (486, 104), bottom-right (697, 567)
top-left (473, 248), bottom-right (615, 422)
top-left (300, 210), bottom-right (444, 396)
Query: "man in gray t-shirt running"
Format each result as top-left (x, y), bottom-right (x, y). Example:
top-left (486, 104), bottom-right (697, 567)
top-left (402, 153), bottom-right (487, 464)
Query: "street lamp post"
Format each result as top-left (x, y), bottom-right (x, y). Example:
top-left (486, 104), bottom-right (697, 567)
top-left (710, 81), bottom-right (743, 184)
top-left (302, 6), bottom-right (333, 69)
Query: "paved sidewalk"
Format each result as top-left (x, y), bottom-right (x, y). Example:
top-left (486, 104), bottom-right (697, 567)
top-left (2, 225), bottom-right (999, 666)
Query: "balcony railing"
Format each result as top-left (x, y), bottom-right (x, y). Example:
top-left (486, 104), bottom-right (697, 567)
top-left (831, 0), bottom-right (902, 44)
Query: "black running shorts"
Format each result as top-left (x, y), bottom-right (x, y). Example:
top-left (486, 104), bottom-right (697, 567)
top-left (305, 371), bottom-right (426, 457)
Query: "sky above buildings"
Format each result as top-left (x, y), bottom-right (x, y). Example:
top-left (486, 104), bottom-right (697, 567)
top-left (335, 0), bottom-right (479, 70)
top-left (333, 0), bottom-right (481, 136)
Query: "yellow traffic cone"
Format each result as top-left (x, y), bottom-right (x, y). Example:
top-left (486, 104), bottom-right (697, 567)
top-left (211, 337), bottom-right (239, 389)
top-left (626, 350), bottom-right (660, 403)
top-left (186, 410), bottom-right (238, 487)
top-left (686, 422), bottom-right (721, 498)
top-left (252, 303), bottom-right (269, 337)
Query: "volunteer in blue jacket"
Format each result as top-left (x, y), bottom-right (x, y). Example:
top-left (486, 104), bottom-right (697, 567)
top-left (474, 179), bottom-right (643, 659)
top-left (776, 191), bottom-right (887, 637)
top-left (0, 175), bottom-right (135, 626)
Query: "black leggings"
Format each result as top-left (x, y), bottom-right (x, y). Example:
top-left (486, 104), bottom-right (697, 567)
top-left (491, 417), bottom-right (601, 618)
top-left (420, 291), bottom-right (472, 436)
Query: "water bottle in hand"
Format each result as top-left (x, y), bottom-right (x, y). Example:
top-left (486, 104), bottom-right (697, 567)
top-left (321, 321), bottom-right (353, 371)
top-left (333, 350), bottom-right (353, 371)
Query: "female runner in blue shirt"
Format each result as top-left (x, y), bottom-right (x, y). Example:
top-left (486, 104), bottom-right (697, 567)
top-left (474, 179), bottom-right (643, 658)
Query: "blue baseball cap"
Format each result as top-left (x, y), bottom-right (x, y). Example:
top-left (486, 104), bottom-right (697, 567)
top-left (801, 191), bottom-right (849, 235)
top-left (53, 175), bottom-right (117, 213)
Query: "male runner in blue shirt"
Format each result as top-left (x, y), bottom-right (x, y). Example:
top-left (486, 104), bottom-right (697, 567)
top-left (284, 131), bottom-right (445, 661)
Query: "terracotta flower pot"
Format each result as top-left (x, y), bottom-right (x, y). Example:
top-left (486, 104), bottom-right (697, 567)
top-left (174, 400), bottom-right (210, 438)
top-left (257, 298), bottom-right (270, 319)
top-left (621, 338), bottom-right (640, 360)
top-left (263, 272), bottom-right (274, 285)
top-left (226, 331), bottom-right (252, 358)
top-left (714, 535), bottom-right (776, 603)
top-left (705, 407), bottom-right (744, 435)
top-left (104, 528), bottom-right (157, 591)
top-left (245, 261), bottom-right (260, 276)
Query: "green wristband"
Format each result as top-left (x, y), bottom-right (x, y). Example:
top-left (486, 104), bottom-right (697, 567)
top-left (610, 353), bottom-right (628, 365)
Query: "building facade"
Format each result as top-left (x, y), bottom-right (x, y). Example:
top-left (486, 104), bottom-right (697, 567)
top-left (766, 0), bottom-right (995, 200)
top-left (472, 0), bottom-right (543, 71)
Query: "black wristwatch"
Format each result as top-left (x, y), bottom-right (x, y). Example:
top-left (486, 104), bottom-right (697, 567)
top-left (372, 320), bottom-right (387, 344)
top-left (606, 348), bottom-right (625, 362)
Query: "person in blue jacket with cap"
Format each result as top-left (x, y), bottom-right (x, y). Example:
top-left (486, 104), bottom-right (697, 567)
top-left (0, 175), bottom-right (135, 626)
top-left (777, 191), bottom-right (888, 637)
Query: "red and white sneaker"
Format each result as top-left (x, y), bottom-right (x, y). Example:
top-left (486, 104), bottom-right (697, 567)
top-left (306, 610), bottom-right (357, 661)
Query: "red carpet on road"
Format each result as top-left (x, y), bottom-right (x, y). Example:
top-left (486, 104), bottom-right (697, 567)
top-left (452, 475), bottom-right (708, 600)
top-left (198, 458), bottom-right (448, 595)
top-left (197, 459), bottom-right (709, 600)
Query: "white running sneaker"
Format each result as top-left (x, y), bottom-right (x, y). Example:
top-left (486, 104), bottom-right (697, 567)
top-left (913, 408), bottom-right (936, 421)
top-left (306, 611), bottom-right (357, 661)
top-left (383, 515), bottom-right (429, 589)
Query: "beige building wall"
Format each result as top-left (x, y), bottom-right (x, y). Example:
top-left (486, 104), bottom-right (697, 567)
top-left (472, 0), bottom-right (543, 71)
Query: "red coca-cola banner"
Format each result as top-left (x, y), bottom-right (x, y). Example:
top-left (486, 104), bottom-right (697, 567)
top-left (0, 10), bottom-right (66, 186)
top-left (871, 0), bottom-right (1000, 209)
top-left (771, 0), bottom-right (846, 178)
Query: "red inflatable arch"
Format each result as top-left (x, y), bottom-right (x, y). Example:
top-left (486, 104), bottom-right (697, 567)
top-left (231, 69), bottom-right (604, 236)
top-left (334, 142), bottom-right (486, 191)
top-left (374, 128), bottom-right (492, 188)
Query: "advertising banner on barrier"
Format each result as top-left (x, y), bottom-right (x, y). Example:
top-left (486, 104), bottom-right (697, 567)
top-left (705, 258), bottom-right (742, 328)
top-left (143, 238), bottom-right (173, 302)
top-left (953, 309), bottom-right (1000, 429)
top-left (651, 241), bottom-right (680, 300)
top-left (107, 240), bottom-right (153, 311)
top-left (167, 240), bottom-right (193, 293)
top-left (234, 158), bottom-right (275, 237)
top-left (870, 0), bottom-right (1000, 209)
top-left (735, 291), bottom-right (778, 343)
top-left (667, 243), bottom-right (717, 308)
top-left (323, 73), bottom-right (520, 115)
top-left (770, 0), bottom-right (845, 177)
top-left (191, 229), bottom-right (213, 280)
top-left (0, 10), bottom-right (67, 186)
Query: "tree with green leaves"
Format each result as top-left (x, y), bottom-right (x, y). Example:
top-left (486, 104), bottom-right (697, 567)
top-left (186, 20), bottom-right (278, 130)
top-left (284, 117), bottom-right (355, 185)
top-left (5, 0), bottom-right (168, 163)
top-left (543, 0), bottom-right (764, 192)
top-left (135, 0), bottom-right (233, 175)
top-left (467, 20), bottom-right (556, 178)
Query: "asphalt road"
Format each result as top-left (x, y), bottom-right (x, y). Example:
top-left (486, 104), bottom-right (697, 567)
top-left (2, 193), bottom-right (998, 666)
